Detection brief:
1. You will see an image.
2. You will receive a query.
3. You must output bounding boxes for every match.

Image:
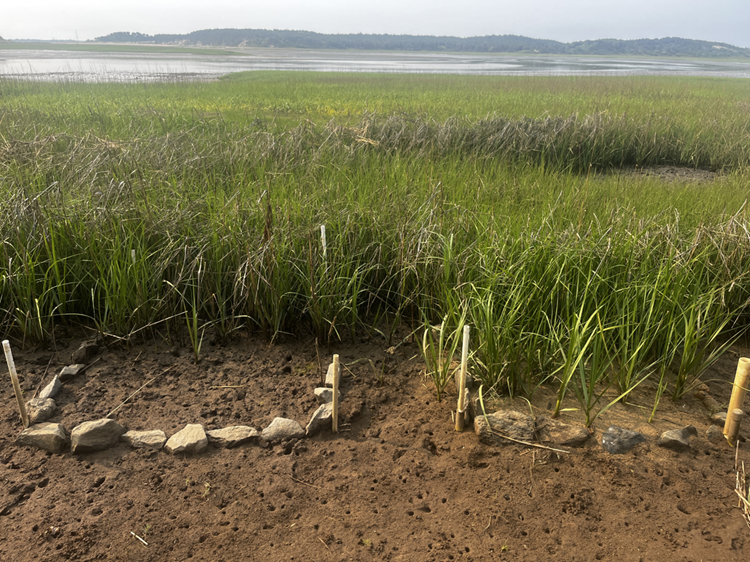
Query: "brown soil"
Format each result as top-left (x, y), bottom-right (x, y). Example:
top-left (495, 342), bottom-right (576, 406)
top-left (1, 333), bottom-right (748, 562)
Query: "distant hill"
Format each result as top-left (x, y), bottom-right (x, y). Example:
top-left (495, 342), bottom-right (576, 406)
top-left (94, 29), bottom-right (750, 58)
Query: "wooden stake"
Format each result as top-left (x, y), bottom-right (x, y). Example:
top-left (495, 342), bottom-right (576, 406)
top-left (455, 325), bottom-right (470, 432)
top-left (332, 354), bottom-right (339, 433)
top-left (724, 358), bottom-right (750, 437)
top-left (3, 340), bottom-right (29, 429)
top-left (726, 408), bottom-right (744, 447)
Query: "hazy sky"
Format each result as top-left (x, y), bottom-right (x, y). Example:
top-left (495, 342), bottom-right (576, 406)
top-left (5, 0), bottom-right (750, 48)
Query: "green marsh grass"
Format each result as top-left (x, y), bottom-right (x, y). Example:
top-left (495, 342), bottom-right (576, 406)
top-left (1, 72), bottom-right (749, 416)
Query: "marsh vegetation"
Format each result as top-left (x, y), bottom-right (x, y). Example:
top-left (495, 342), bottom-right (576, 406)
top-left (1, 72), bottom-right (748, 418)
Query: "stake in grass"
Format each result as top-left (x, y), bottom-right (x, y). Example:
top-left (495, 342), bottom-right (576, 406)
top-left (455, 325), bottom-right (470, 432)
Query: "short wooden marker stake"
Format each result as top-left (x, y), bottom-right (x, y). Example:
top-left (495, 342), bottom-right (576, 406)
top-left (724, 357), bottom-right (750, 438)
top-left (332, 354), bottom-right (340, 433)
top-left (726, 408), bottom-right (744, 447)
top-left (3, 340), bottom-right (29, 429)
top-left (455, 325), bottom-right (470, 432)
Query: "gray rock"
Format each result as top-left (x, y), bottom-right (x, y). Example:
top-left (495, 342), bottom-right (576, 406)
top-left (17, 423), bottom-right (69, 454)
top-left (710, 412), bottom-right (727, 426)
top-left (325, 363), bottom-right (337, 387)
top-left (474, 411), bottom-right (535, 446)
top-left (658, 425), bottom-right (698, 451)
top-left (536, 416), bottom-right (590, 446)
top-left (72, 342), bottom-right (99, 364)
top-left (39, 375), bottom-right (62, 400)
top-left (306, 403), bottom-right (333, 436)
top-left (706, 425), bottom-right (725, 444)
top-left (71, 419), bottom-right (127, 453)
top-left (601, 426), bottom-right (646, 454)
top-left (314, 387), bottom-right (339, 404)
top-left (165, 424), bottom-right (207, 454)
top-left (121, 430), bottom-right (167, 450)
top-left (206, 426), bottom-right (259, 448)
top-left (26, 398), bottom-right (56, 424)
top-left (59, 364), bottom-right (86, 382)
top-left (261, 417), bottom-right (305, 442)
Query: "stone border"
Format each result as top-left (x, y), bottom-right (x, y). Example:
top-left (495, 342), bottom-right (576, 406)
top-left (16, 359), bottom-right (340, 456)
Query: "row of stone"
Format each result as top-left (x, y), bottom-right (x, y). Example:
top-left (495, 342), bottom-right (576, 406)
top-left (16, 361), bottom-right (340, 456)
top-left (475, 409), bottom-right (706, 454)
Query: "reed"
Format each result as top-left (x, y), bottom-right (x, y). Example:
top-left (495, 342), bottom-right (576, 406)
top-left (1, 73), bottom-right (749, 419)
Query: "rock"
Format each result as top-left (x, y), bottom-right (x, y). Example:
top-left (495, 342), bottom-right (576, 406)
top-left (59, 364), bottom-right (86, 382)
top-left (165, 424), bottom-right (208, 454)
top-left (17, 423), bottom-right (69, 454)
top-left (601, 426), bottom-right (646, 454)
top-left (474, 410), bottom-right (535, 446)
top-left (25, 398), bottom-right (56, 424)
top-left (206, 426), bottom-right (259, 448)
top-left (325, 363), bottom-right (336, 387)
top-left (711, 412), bottom-right (727, 426)
top-left (658, 425), bottom-right (698, 451)
top-left (71, 419), bottom-right (127, 453)
top-left (706, 425), bottom-right (725, 444)
top-left (39, 375), bottom-right (62, 400)
top-left (71, 342), bottom-right (99, 364)
top-left (261, 417), bottom-right (305, 442)
top-left (314, 387), bottom-right (339, 404)
top-left (536, 416), bottom-right (590, 446)
top-left (306, 403), bottom-right (333, 436)
top-left (698, 393), bottom-right (722, 415)
top-left (121, 430), bottom-right (167, 450)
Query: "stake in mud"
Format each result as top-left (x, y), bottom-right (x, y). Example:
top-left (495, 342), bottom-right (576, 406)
top-left (3, 340), bottom-right (29, 428)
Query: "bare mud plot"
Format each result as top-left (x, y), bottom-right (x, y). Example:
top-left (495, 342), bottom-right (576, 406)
top-left (1, 334), bottom-right (749, 562)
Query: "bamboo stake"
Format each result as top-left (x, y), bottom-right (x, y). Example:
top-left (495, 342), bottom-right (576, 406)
top-left (320, 224), bottom-right (327, 259)
top-left (455, 325), bottom-right (470, 432)
top-left (332, 354), bottom-right (339, 433)
top-left (3, 340), bottom-right (29, 429)
top-left (726, 408), bottom-right (744, 447)
top-left (724, 358), bottom-right (750, 437)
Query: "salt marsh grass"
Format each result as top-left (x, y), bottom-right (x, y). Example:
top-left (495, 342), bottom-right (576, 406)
top-left (1, 72), bottom-right (749, 415)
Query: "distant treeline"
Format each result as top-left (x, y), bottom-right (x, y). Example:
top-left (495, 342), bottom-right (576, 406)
top-left (94, 29), bottom-right (750, 58)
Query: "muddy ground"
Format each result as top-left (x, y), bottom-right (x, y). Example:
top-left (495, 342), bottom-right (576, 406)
top-left (0, 332), bottom-right (748, 562)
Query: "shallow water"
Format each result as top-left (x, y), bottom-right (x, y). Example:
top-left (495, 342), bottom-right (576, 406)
top-left (1, 48), bottom-right (750, 82)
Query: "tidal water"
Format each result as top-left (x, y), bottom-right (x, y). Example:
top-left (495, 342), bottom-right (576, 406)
top-left (2, 48), bottom-right (750, 82)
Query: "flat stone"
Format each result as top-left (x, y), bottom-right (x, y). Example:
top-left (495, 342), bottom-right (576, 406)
top-left (26, 398), bottom-right (56, 424)
top-left (206, 426), bottom-right (259, 448)
top-left (17, 423), bottom-right (69, 454)
top-left (59, 364), bottom-right (86, 382)
top-left (165, 424), bottom-right (207, 454)
top-left (601, 426), bottom-right (646, 455)
top-left (314, 387), bottom-right (340, 404)
top-left (706, 425), bottom-right (725, 444)
top-left (306, 403), bottom-right (333, 436)
top-left (39, 375), bottom-right (62, 400)
top-left (261, 417), bottom-right (305, 442)
top-left (536, 416), bottom-right (590, 446)
top-left (71, 419), bottom-right (127, 453)
top-left (121, 430), bottom-right (167, 450)
top-left (711, 412), bottom-right (727, 426)
top-left (71, 342), bottom-right (99, 364)
top-left (658, 425), bottom-right (698, 451)
top-left (474, 410), bottom-right (535, 446)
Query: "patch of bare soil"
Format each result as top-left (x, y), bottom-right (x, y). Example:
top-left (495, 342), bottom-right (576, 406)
top-left (1, 333), bottom-right (748, 562)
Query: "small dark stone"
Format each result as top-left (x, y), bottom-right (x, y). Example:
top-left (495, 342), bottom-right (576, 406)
top-left (601, 426), bottom-right (646, 455)
top-left (658, 425), bottom-right (698, 451)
